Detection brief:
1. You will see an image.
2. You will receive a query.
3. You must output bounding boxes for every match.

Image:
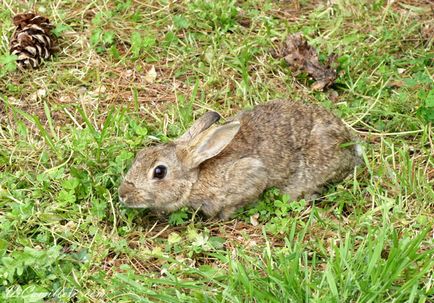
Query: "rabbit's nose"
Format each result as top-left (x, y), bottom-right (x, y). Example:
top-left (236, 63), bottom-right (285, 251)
top-left (118, 181), bottom-right (135, 202)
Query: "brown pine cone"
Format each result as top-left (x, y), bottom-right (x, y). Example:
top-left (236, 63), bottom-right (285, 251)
top-left (10, 13), bottom-right (55, 68)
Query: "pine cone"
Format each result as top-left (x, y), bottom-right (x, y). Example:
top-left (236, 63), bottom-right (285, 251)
top-left (10, 13), bottom-right (55, 68)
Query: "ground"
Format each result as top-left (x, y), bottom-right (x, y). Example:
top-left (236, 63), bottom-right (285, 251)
top-left (0, 0), bottom-right (433, 302)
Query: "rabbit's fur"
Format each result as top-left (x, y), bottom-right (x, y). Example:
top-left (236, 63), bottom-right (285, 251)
top-left (119, 100), bottom-right (362, 219)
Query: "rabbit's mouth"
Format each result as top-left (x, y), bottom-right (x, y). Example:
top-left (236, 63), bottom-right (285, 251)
top-left (120, 199), bottom-right (177, 215)
top-left (119, 193), bottom-right (154, 209)
top-left (118, 183), bottom-right (156, 208)
top-left (122, 201), bottom-right (150, 208)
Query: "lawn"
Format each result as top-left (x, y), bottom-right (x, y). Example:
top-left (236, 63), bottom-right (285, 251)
top-left (0, 0), bottom-right (433, 302)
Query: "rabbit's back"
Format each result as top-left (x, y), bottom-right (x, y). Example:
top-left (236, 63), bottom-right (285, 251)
top-left (203, 100), bottom-right (359, 195)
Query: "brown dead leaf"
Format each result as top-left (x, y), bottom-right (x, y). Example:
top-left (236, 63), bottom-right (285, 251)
top-left (275, 33), bottom-right (338, 91)
top-left (388, 80), bottom-right (405, 88)
top-left (236, 9), bottom-right (251, 27)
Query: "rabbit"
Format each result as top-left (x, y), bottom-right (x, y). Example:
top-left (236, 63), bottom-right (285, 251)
top-left (118, 100), bottom-right (362, 219)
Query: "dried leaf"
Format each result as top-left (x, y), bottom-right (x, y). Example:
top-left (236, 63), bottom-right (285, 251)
top-left (421, 21), bottom-right (433, 45)
top-left (388, 80), bottom-right (405, 88)
top-left (236, 10), bottom-right (251, 27)
top-left (144, 65), bottom-right (157, 83)
top-left (250, 213), bottom-right (260, 226)
top-left (37, 88), bottom-right (47, 97)
top-left (276, 33), bottom-right (338, 91)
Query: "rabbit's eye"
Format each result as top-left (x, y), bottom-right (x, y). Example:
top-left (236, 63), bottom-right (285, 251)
top-left (153, 165), bottom-right (167, 179)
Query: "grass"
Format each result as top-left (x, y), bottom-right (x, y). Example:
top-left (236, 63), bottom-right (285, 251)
top-left (0, 0), bottom-right (433, 302)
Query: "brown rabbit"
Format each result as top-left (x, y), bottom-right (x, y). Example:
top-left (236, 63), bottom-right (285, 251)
top-left (119, 100), bottom-right (362, 219)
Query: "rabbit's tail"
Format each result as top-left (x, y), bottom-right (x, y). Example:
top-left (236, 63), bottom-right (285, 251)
top-left (354, 143), bottom-right (364, 165)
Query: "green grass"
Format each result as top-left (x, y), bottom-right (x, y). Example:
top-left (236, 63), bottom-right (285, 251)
top-left (0, 0), bottom-right (433, 302)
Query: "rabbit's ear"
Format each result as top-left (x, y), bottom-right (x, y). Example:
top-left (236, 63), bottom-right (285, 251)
top-left (180, 121), bottom-right (240, 168)
top-left (176, 111), bottom-right (221, 144)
